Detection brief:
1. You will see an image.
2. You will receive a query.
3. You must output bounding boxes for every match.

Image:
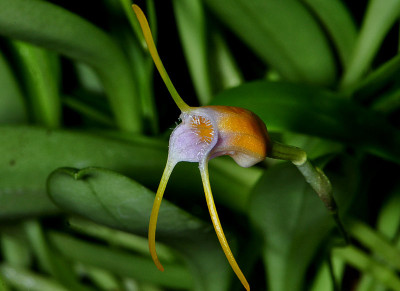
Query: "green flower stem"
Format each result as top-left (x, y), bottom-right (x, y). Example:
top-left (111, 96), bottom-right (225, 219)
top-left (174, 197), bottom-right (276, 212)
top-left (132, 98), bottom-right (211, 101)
top-left (269, 141), bottom-right (307, 165)
top-left (269, 141), bottom-right (349, 243)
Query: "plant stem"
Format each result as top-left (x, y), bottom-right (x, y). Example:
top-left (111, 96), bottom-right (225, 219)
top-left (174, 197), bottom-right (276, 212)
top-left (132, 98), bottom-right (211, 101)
top-left (269, 141), bottom-right (349, 244)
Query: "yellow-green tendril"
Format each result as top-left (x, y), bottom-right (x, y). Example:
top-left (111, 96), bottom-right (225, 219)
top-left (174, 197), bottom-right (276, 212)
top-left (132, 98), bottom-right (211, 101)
top-left (148, 161), bottom-right (176, 272)
top-left (132, 5), bottom-right (190, 112)
top-left (199, 161), bottom-right (250, 291)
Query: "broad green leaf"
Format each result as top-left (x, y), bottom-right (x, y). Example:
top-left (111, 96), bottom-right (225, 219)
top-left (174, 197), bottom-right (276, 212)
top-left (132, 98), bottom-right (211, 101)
top-left (12, 41), bottom-right (61, 128)
top-left (0, 49), bottom-right (27, 124)
top-left (340, 0), bottom-right (400, 90)
top-left (249, 155), bottom-right (358, 291)
top-left (203, 0), bottom-right (337, 86)
top-left (47, 167), bottom-right (233, 291)
top-left (0, 0), bottom-right (141, 132)
top-left (211, 81), bottom-right (400, 164)
top-left (301, 0), bottom-right (357, 69)
top-left (0, 126), bottom-right (163, 219)
top-left (0, 126), bottom-right (260, 219)
top-left (173, 0), bottom-right (213, 104)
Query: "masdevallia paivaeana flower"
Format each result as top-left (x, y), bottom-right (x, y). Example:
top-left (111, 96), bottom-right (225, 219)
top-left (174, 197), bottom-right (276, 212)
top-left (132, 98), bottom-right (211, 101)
top-left (133, 5), bottom-right (347, 291)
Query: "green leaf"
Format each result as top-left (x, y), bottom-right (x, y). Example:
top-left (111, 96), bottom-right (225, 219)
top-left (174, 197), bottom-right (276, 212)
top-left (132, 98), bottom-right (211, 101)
top-left (0, 264), bottom-right (69, 291)
top-left (173, 0), bottom-right (213, 104)
top-left (301, 0), bottom-right (357, 70)
top-left (209, 30), bottom-right (243, 92)
top-left (12, 41), bottom-right (61, 127)
top-left (0, 0), bottom-right (141, 132)
top-left (340, 0), bottom-right (400, 90)
top-left (249, 155), bottom-right (358, 291)
top-left (333, 246), bottom-right (400, 291)
top-left (203, 0), bottom-right (337, 86)
top-left (354, 54), bottom-right (400, 101)
top-left (0, 126), bottom-right (260, 219)
top-left (47, 167), bottom-right (233, 291)
top-left (48, 232), bottom-right (192, 289)
top-left (0, 49), bottom-right (27, 124)
top-left (0, 126), bottom-right (165, 219)
top-left (211, 81), bottom-right (400, 164)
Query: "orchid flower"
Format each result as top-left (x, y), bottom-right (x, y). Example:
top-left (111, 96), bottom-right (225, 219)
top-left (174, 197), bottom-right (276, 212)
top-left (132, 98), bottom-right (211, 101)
top-left (133, 5), bottom-right (347, 291)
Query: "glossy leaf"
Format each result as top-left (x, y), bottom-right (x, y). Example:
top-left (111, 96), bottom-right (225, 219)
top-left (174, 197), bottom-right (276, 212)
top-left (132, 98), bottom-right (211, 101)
top-left (203, 0), bottom-right (336, 86)
top-left (0, 49), bottom-right (27, 124)
top-left (211, 81), bottom-right (400, 163)
top-left (249, 155), bottom-right (358, 291)
top-left (0, 0), bottom-right (141, 132)
top-left (47, 167), bottom-right (233, 291)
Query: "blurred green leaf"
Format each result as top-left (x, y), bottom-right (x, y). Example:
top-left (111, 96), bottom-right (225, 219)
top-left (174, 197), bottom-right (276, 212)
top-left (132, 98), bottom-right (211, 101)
top-left (340, 0), bottom-right (400, 90)
top-left (47, 167), bottom-right (233, 291)
top-left (301, 0), bottom-right (357, 70)
top-left (23, 220), bottom-right (82, 289)
top-left (0, 0), bottom-right (141, 132)
top-left (348, 220), bottom-right (400, 271)
top-left (68, 217), bottom-right (175, 263)
top-left (48, 231), bottom-right (192, 289)
top-left (249, 155), bottom-right (358, 291)
top-left (173, 0), bottom-right (213, 104)
top-left (209, 30), bottom-right (243, 92)
top-left (203, 0), bottom-right (336, 86)
top-left (0, 126), bottom-right (260, 219)
top-left (354, 54), bottom-right (400, 105)
top-left (0, 49), bottom-right (27, 124)
top-left (333, 246), bottom-right (400, 291)
top-left (12, 41), bottom-right (61, 127)
top-left (1, 227), bottom-right (32, 268)
top-left (211, 81), bottom-right (400, 163)
top-left (0, 264), bottom-right (69, 291)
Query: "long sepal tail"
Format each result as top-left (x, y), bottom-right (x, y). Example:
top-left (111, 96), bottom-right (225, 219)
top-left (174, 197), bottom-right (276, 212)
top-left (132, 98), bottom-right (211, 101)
top-left (148, 160), bottom-right (176, 272)
top-left (199, 160), bottom-right (250, 291)
top-left (132, 4), bottom-right (190, 112)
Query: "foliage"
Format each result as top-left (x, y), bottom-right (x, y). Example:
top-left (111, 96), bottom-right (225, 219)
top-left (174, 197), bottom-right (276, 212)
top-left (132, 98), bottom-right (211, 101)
top-left (0, 0), bottom-right (400, 290)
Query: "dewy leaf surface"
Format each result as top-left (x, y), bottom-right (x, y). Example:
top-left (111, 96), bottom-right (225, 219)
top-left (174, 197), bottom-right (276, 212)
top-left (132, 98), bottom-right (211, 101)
top-left (211, 81), bottom-right (400, 163)
top-left (47, 167), bottom-right (232, 291)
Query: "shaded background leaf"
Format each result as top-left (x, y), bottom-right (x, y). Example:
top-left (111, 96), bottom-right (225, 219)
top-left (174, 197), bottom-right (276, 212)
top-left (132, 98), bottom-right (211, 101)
top-left (203, 0), bottom-right (337, 86)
